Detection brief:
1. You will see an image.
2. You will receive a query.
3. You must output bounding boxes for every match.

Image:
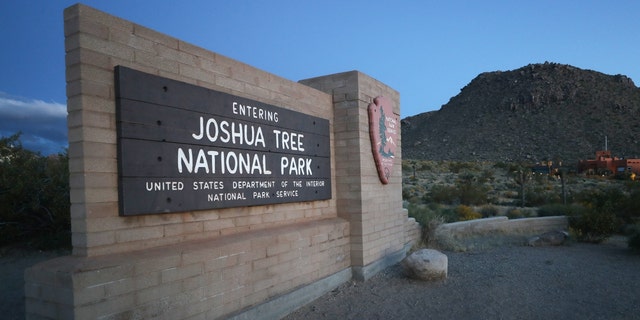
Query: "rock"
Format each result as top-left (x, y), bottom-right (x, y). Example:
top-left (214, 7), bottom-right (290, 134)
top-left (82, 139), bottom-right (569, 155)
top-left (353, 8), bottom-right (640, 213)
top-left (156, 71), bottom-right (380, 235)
top-left (528, 230), bottom-right (569, 247)
top-left (401, 249), bottom-right (448, 281)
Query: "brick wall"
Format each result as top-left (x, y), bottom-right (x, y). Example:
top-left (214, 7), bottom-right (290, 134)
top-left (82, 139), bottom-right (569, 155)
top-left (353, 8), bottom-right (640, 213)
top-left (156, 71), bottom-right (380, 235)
top-left (63, 4), bottom-right (338, 257)
top-left (25, 219), bottom-right (350, 319)
top-left (300, 72), bottom-right (410, 280)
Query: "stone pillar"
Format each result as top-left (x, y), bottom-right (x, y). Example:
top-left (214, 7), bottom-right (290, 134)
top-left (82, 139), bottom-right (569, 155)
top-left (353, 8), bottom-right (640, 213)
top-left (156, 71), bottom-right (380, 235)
top-left (300, 71), bottom-right (408, 280)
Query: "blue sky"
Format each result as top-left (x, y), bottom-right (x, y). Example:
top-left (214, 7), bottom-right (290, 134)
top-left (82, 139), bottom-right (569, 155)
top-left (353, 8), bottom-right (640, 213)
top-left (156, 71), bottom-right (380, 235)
top-left (1, 1), bottom-right (639, 154)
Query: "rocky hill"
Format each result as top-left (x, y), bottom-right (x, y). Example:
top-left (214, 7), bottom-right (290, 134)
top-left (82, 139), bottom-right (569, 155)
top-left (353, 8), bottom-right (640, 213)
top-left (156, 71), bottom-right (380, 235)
top-left (401, 62), bottom-right (640, 163)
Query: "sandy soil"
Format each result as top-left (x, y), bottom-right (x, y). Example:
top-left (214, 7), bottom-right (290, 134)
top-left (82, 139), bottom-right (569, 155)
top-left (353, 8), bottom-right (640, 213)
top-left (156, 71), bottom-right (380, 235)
top-left (3, 240), bottom-right (638, 320)
top-left (285, 239), bottom-right (640, 320)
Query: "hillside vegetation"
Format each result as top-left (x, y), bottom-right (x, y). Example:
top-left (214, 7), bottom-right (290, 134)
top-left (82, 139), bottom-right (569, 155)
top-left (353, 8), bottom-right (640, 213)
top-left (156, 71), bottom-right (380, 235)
top-left (402, 159), bottom-right (640, 245)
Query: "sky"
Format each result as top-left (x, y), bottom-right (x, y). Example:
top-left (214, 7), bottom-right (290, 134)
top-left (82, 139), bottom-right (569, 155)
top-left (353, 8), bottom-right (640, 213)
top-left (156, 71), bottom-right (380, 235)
top-left (1, 1), bottom-right (639, 155)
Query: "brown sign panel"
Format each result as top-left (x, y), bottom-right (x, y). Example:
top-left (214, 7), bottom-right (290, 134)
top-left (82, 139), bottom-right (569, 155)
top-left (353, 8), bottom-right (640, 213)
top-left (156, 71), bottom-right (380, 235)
top-left (115, 66), bottom-right (331, 215)
top-left (367, 96), bottom-right (398, 184)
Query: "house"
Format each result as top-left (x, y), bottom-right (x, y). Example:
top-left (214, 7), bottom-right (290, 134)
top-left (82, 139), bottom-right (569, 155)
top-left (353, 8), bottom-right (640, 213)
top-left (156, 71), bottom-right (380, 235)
top-left (578, 150), bottom-right (640, 176)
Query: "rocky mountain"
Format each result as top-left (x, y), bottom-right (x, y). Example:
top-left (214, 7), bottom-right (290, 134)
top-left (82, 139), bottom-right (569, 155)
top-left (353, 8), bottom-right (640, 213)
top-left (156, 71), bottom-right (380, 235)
top-left (401, 62), bottom-right (640, 163)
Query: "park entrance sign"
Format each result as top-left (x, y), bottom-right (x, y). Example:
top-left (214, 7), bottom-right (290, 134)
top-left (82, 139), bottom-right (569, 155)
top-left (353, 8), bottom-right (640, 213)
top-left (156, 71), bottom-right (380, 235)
top-left (115, 66), bottom-right (331, 215)
top-left (25, 6), bottom-right (417, 320)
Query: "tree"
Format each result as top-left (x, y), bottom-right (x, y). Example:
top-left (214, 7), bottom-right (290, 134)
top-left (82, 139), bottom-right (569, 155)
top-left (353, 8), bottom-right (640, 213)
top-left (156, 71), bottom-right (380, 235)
top-left (555, 167), bottom-right (569, 205)
top-left (512, 166), bottom-right (531, 207)
top-left (0, 133), bottom-right (70, 248)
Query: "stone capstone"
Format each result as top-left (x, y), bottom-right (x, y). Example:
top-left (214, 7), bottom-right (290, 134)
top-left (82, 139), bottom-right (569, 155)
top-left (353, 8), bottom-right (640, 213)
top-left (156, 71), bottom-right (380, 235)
top-left (401, 249), bottom-right (448, 281)
top-left (527, 230), bottom-right (569, 247)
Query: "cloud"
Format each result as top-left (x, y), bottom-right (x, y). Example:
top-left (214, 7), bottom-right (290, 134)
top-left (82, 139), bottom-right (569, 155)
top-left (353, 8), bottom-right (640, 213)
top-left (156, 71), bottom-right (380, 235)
top-left (0, 93), bottom-right (67, 155)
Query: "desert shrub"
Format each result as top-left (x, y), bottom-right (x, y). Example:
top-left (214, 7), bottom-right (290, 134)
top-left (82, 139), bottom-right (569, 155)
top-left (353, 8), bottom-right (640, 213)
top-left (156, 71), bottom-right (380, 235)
top-left (537, 204), bottom-right (581, 217)
top-left (404, 160), bottom-right (434, 173)
top-left (455, 205), bottom-right (481, 221)
top-left (436, 206), bottom-right (458, 223)
top-left (425, 180), bottom-right (490, 206)
top-left (403, 184), bottom-right (427, 204)
top-left (629, 231), bottom-right (640, 252)
top-left (402, 187), bottom-right (411, 199)
top-left (406, 203), bottom-right (451, 245)
top-left (407, 203), bottom-right (441, 227)
top-left (524, 208), bottom-right (537, 217)
top-left (493, 162), bottom-right (510, 170)
top-left (479, 169), bottom-right (494, 183)
top-left (406, 203), bottom-right (433, 226)
top-left (479, 205), bottom-right (498, 218)
top-left (525, 187), bottom-right (561, 206)
top-left (0, 133), bottom-right (70, 249)
top-left (422, 215), bottom-right (445, 246)
top-left (416, 161), bottom-right (433, 171)
top-left (568, 206), bottom-right (617, 243)
top-left (448, 162), bottom-right (478, 174)
top-left (425, 185), bottom-right (458, 204)
top-left (408, 203), bottom-right (458, 224)
top-left (457, 182), bottom-right (489, 206)
top-left (617, 188), bottom-right (640, 224)
top-left (575, 186), bottom-right (627, 213)
top-left (502, 190), bottom-right (519, 200)
top-left (574, 186), bottom-right (630, 231)
top-left (455, 171), bottom-right (490, 205)
top-left (506, 208), bottom-right (523, 219)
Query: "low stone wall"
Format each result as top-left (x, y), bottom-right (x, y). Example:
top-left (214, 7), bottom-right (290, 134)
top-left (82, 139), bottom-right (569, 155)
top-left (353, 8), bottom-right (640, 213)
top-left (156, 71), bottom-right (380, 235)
top-left (25, 219), bottom-right (350, 319)
top-left (434, 216), bottom-right (568, 251)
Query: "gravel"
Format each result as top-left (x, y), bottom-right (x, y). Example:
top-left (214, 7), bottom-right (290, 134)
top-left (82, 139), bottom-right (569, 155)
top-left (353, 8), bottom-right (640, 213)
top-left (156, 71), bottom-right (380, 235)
top-left (284, 239), bottom-right (640, 320)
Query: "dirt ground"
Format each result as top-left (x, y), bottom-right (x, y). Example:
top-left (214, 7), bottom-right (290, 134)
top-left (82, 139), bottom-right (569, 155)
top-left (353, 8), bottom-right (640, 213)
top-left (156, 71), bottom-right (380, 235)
top-left (3, 239), bottom-right (639, 320)
top-left (285, 239), bottom-right (640, 320)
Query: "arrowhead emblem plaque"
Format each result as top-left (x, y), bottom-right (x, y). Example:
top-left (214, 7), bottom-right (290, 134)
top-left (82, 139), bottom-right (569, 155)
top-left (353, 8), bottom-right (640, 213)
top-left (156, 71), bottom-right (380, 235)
top-left (368, 96), bottom-right (398, 184)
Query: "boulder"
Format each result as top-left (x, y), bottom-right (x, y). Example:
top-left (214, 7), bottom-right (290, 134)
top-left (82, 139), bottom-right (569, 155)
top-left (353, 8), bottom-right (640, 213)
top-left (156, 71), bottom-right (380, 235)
top-left (401, 249), bottom-right (448, 281)
top-left (527, 230), bottom-right (569, 247)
